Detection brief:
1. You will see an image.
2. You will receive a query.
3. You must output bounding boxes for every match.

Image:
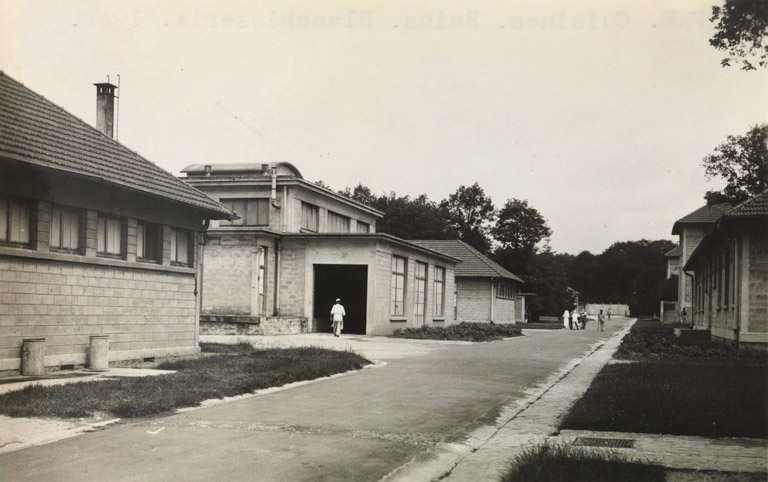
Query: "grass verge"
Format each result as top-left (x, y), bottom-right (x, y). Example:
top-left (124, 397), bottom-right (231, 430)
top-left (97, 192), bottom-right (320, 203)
top-left (560, 320), bottom-right (768, 438)
top-left (0, 344), bottom-right (370, 419)
top-left (391, 322), bottom-right (522, 342)
top-left (500, 442), bottom-right (665, 482)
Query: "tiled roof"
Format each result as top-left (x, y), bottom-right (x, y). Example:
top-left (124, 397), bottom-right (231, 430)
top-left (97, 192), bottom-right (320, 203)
top-left (664, 245), bottom-right (681, 257)
top-left (411, 240), bottom-right (523, 283)
top-left (0, 72), bottom-right (231, 217)
top-left (724, 190), bottom-right (768, 218)
top-left (671, 203), bottom-right (730, 235)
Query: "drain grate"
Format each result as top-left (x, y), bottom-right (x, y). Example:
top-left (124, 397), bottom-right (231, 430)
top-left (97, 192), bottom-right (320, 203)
top-left (573, 437), bottom-right (635, 448)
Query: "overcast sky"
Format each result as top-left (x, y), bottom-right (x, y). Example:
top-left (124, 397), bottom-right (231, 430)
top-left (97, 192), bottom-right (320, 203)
top-left (2, 0), bottom-right (766, 254)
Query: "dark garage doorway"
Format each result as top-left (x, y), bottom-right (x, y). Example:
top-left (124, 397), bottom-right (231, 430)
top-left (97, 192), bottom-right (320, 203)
top-left (313, 265), bottom-right (368, 335)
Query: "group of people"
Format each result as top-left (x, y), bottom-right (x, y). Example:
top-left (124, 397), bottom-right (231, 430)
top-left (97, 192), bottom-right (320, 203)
top-left (563, 308), bottom-right (608, 332)
top-left (562, 309), bottom-right (587, 330)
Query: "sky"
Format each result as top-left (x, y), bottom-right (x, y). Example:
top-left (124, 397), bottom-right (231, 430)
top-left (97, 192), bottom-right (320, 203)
top-left (1, 0), bottom-right (766, 254)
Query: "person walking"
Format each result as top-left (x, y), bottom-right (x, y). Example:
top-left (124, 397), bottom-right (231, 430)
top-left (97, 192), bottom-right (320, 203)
top-left (607, 308), bottom-right (612, 320)
top-left (571, 310), bottom-right (580, 330)
top-left (579, 310), bottom-right (587, 330)
top-left (562, 309), bottom-right (570, 330)
top-left (330, 298), bottom-right (346, 337)
top-left (597, 309), bottom-right (605, 332)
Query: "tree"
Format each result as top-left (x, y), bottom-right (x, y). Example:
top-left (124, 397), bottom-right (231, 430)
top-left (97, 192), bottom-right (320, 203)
top-left (525, 248), bottom-right (574, 321)
top-left (374, 192), bottom-right (456, 240)
top-left (440, 183), bottom-right (495, 253)
top-left (709, 0), bottom-right (768, 70)
top-left (339, 183), bottom-right (376, 206)
top-left (491, 198), bottom-right (551, 275)
top-left (703, 124), bottom-right (768, 205)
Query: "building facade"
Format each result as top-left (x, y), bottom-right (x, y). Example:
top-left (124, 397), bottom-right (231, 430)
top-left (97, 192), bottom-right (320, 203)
top-left (182, 164), bottom-right (460, 335)
top-left (0, 73), bottom-right (231, 371)
top-left (670, 203), bottom-right (731, 317)
top-left (410, 240), bottom-right (526, 323)
top-left (684, 191), bottom-right (768, 349)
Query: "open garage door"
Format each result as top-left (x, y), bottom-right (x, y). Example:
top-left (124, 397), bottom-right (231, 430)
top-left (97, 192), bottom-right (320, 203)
top-left (313, 265), bottom-right (368, 335)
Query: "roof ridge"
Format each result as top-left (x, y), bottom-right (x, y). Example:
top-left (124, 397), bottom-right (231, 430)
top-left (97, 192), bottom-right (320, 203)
top-left (0, 71), bottom-right (230, 216)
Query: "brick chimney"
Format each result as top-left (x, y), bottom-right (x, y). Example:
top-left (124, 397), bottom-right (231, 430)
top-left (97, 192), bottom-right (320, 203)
top-left (94, 82), bottom-right (117, 138)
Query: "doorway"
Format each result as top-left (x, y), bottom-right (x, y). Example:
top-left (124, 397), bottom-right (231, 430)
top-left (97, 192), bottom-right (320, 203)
top-left (313, 265), bottom-right (368, 335)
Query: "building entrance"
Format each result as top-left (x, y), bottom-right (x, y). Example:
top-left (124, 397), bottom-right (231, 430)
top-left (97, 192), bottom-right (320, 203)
top-left (313, 265), bottom-right (368, 335)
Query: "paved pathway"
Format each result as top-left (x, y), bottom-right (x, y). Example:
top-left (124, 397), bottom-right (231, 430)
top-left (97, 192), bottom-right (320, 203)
top-left (403, 319), bottom-right (767, 481)
top-left (0, 321), bottom-right (623, 481)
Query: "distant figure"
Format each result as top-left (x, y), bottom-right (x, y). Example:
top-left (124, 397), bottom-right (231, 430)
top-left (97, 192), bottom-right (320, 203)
top-left (607, 308), bottom-right (612, 320)
top-left (580, 310), bottom-right (587, 330)
top-left (562, 310), bottom-right (570, 330)
top-left (330, 298), bottom-right (346, 337)
top-left (597, 310), bottom-right (605, 332)
top-left (571, 310), bottom-right (580, 330)
top-left (681, 307), bottom-right (687, 323)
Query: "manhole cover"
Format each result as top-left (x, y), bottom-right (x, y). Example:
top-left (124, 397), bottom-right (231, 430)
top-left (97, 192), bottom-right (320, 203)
top-left (573, 437), bottom-right (635, 448)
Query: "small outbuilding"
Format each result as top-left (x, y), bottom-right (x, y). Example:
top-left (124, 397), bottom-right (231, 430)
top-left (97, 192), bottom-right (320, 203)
top-left (410, 240), bottom-right (526, 323)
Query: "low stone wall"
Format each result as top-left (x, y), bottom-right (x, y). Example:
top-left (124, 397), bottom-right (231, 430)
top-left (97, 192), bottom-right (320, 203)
top-left (200, 315), bottom-right (308, 336)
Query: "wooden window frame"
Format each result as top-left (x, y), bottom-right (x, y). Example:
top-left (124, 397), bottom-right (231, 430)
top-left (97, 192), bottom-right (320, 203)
top-left (219, 198), bottom-right (270, 227)
top-left (300, 202), bottom-right (319, 233)
top-left (0, 196), bottom-right (31, 246)
top-left (96, 213), bottom-right (123, 257)
top-left (414, 261), bottom-right (427, 324)
top-left (170, 227), bottom-right (193, 267)
top-left (137, 221), bottom-right (161, 263)
top-left (433, 266), bottom-right (445, 318)
top-left (391, 255), bottom-right (407, 317)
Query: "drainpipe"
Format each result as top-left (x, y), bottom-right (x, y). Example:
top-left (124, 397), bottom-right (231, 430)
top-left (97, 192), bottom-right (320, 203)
top-left (270, 167), bottom-right (280, 209)
top-left (733, 238), bottom-right (741, 349)
top-left (194, 230), bottom-right (206, 347)
top-left (274, 238), bottom-right (281, 316)
top-left (282, 186), bottom-right (288, 233)
top-left (683, 269), bottom-right (695, 328)
top-left (490, 277), bottom-right (495, 323)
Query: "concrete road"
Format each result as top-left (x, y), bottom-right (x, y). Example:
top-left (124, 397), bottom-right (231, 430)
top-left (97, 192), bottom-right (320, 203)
top-left (0, 321), bottom-right (626, 482)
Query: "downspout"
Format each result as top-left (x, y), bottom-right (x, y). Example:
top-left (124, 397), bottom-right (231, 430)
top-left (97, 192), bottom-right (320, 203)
top-left (274, 238), bottom-right (281, 316)
top-left (490, 277), bottom-right (495, 323)
top-left (270, 167), bottom-right (280, 209)
top-left (282, 186), bottom-right (288, 233)
top-left (194, 228), bottom-right (206, 347)
top-left (733, 238), bottom-right (741, 349)
top-left (683, 269), bottom-right (695, 328)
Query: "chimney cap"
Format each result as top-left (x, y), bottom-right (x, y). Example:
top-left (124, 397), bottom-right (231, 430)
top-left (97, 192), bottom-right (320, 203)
top-left (94, 82), bottom-right (117, 88)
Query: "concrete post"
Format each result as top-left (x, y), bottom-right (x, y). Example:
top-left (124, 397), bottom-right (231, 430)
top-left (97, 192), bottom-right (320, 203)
top-left (87, 335), bottom-right (109, 371)
top-left (21, 338), bottom-right (46, 376)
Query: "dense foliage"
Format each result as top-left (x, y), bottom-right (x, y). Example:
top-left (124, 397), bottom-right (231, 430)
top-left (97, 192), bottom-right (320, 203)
top-left (330, 181), bottom-right (673, 318)
top-left (709, 0), bottom-right (768, 70)
top-left (702, 123), bottom-right (768, 206)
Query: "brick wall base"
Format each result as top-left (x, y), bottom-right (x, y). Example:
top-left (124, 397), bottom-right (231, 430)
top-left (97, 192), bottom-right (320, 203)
top-left (200, 315), bottom-right (308, 336)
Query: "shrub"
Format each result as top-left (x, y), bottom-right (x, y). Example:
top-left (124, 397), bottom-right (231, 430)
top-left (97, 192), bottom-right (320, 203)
top-left (391, 322), bottom-right (522, 342)
top-left (500, 442), bottom-right (665, 482)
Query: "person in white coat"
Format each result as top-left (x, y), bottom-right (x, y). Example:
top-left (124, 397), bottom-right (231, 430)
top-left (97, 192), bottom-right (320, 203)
top-left (562, 309), bottom-right (571, 330)
top-left (330, 298), bottom-right (346, 337)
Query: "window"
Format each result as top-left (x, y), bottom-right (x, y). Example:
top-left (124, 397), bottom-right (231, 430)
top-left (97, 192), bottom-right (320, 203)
top-left (434, 266), bottom-right (445, 317)
top-left (327, 211), bottom-right (351, 233)
top-left (355, 221), bottom-right (370, 233)
top-left (0, 197), bottom-right (30, 245)
top-left (170, 228), bottom-right (192, 266)
top-left (97, 214), bottom-right (122, 256)
top-left (219, 199), bottom-right (269, 226)
top-left (301, 202), bottom-right (319, 232)
top-left (137, 221), bottom-right (161, 262)
top-left (414, 262), bottom-right (427, 325)
top-left (50, 206), bottom-right (80, 251)
top-left (497, 283), bottom-right (515, 299)
top-left (391, 255), bottom-right (406, 316)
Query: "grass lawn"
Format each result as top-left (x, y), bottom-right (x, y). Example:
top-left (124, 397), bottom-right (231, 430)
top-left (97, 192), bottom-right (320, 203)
top-left (500, 442), bottom-right (767, 482)
top-left (500, 442), bottom-right (665, 482)
top-left (0, 344), bottom-right (370, 419)
top-left (390, 322), bottom-right (523, 342)
top-left (560, 320), bottom-right (768, 438)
